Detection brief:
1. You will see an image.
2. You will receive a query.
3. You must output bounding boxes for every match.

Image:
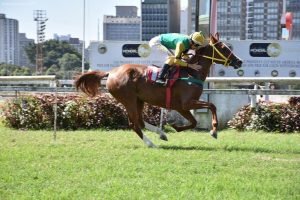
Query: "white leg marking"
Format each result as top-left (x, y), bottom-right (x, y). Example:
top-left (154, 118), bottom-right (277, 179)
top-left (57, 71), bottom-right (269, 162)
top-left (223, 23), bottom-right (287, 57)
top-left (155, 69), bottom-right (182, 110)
top-left (144, 121), bottom-right (168, 141)
top-left (142, 134), bottom-right (156, 148)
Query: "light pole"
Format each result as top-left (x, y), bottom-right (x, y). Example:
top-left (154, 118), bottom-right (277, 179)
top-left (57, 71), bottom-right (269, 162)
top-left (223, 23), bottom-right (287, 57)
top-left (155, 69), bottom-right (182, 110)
top-left (209, 0), bottom-right (217, 35)
top-left (33, 10), bottom-right (47, 75)
top-left (82, 0), bottom-right (86, 74)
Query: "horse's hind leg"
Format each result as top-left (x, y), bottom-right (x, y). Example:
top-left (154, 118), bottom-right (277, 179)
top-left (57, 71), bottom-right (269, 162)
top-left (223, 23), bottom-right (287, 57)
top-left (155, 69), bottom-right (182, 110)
top-left (183, 100), bottom-right (218, 139)
top-left (171, 110), bottom-right (197, 132)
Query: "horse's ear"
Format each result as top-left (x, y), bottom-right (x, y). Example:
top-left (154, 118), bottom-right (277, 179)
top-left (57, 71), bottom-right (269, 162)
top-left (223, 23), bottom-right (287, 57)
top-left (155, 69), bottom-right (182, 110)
top-left (214, 32), bottom-right (220, 41)
top-left (210, 33), bottom-right (218, 44)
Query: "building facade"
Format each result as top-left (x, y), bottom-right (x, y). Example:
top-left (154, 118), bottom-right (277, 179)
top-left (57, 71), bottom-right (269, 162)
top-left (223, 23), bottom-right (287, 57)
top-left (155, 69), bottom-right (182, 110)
top-left (217, 0), bottom-right (247, 40)
top-left (0, 14), bottom-right (19, 65)
top-left (286, 0), bottom-right (300, 40)
top-left (216, 0), bottom-right (283, 40)
top-left (141, 0), bottom-right (180, 41)
top-left (103, 6), bottom-right (141, 41)
top-left (19, 33), bottom-right (34, 67)
top-left (217, 0), bottom-right (300, 40)
top-left (189, 0), bottom-right (300, 41)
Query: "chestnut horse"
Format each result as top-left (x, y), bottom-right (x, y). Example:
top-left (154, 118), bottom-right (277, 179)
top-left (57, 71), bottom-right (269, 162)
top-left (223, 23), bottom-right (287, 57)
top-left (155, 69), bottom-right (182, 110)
top-left (75, 33), bottom-right (242, 147)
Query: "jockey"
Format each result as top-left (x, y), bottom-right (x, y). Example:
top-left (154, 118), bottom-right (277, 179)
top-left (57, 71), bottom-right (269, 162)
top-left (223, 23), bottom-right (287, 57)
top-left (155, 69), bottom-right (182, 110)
top-left (149, 32), bottom-right (207, 85)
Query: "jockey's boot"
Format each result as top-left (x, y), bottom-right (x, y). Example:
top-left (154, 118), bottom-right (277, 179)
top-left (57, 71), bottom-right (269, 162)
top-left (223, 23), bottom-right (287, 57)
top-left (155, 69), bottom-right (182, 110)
top-left (156, 64), bottom-right (170, 85)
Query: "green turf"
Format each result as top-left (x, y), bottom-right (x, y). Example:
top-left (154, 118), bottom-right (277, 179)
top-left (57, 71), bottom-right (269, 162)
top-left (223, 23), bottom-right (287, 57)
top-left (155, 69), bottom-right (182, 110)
top-left (0, 126), bottom-right (299, 200)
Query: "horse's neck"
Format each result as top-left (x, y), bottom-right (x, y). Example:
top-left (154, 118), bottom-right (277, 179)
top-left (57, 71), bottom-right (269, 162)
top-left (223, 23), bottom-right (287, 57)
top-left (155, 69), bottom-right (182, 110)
top-left (188, 46), bottom-right (214, 81)
top-left (195, 59), bottom-right (212, 81)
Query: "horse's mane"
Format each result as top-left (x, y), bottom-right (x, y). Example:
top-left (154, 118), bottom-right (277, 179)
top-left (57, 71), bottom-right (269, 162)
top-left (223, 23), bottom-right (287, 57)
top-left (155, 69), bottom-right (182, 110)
top-left (188, 42), bottom-right (211, 64)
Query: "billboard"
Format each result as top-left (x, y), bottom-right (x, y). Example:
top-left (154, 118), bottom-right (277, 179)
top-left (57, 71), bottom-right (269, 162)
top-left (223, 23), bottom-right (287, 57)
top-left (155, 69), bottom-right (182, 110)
top-left (88, 41), bottom-right (166, 71)
top-left (89, 40), bottom-right (300, 77)
top-left (212, 40), bottom-right (300, 77)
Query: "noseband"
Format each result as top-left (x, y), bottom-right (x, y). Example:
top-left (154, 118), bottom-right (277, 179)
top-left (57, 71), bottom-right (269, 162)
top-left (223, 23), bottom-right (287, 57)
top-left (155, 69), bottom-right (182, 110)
top-left (201, 42), bottom-right (233, 67)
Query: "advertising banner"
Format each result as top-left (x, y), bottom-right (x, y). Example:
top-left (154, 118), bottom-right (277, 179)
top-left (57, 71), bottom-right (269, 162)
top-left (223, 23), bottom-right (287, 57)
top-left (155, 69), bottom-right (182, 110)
top-left (89, 40), bottom-right (300, 77)
top-left (213, 40), bottom-right (300, 77)
top-left (89, 41), bottom-right (166, 72)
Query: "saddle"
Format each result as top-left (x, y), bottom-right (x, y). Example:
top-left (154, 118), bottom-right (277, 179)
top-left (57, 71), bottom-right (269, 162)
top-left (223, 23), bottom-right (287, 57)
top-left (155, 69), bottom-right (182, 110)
top-left (146, 65), bottom-right (203, 109)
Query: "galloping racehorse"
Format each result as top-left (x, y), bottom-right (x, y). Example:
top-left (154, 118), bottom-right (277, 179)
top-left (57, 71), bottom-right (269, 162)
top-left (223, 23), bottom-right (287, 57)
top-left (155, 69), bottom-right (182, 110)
top-left (75, 33), bottom-right (243, 147)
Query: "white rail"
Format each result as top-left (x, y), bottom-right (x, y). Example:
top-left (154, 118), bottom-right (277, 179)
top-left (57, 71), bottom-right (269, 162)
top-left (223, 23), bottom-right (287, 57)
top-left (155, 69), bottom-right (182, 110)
top-left (205, 77), bottom-right (300, 84)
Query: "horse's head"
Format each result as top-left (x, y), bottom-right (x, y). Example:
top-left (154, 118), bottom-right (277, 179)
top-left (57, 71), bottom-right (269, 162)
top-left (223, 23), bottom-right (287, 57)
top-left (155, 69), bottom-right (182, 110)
top-left (193, 33), bottom-right (243, 69)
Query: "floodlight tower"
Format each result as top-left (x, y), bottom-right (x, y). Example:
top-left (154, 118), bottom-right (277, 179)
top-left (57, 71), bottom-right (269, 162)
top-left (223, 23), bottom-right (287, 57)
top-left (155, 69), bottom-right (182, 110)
top-left (34, 10), bottom-right (48, 75)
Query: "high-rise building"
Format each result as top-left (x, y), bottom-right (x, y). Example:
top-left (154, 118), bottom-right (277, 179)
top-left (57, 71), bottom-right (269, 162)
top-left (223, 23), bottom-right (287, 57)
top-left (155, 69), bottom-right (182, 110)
top-left (53, 33), bottom-right (71, 41)
top-left (115, 6), bottom-right (138, 17)
top-left (286, 0), bottom-right (300, 40)
top-left (141, 0), bottom-right (180, 41)
top-left (249, 0), bottom-right (283, 40)
top-left (217, 0), bottom-right (247, 40)
top-left (190, 0), bottom-right (299, 41)
top-left (0, 14), bottom-right (19, 65)
top-left (188, 0), bottom-right (210, 35)
top-left (19, 33), bottom-right (34, 67)
top-left (180, 8), bottom-right (189, 34)
top-left (53, 34), bottom-right (83, 54)
top-left (189, 0), bottom-right (197, 34)
top-left (216, 0), bottom-right (283, 40)
top-left (103, 6), bottom-right (141, 41)
top-left (213, 0), bottom-right (281, 40)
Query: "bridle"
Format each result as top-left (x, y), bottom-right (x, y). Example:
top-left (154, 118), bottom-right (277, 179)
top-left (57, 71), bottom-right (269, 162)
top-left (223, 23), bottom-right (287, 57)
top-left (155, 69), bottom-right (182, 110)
top-left (201, 41), bottom-right (233, 67)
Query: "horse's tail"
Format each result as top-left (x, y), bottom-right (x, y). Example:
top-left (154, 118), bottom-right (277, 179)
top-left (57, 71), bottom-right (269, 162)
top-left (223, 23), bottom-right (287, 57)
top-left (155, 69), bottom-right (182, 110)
top-left (74, 71), bottom-right (109, 97)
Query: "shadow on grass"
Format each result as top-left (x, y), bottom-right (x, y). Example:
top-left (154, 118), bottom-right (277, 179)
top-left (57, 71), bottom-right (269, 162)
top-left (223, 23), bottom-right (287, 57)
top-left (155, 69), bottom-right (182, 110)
top-left (159, 145), bottom-right (300, 155)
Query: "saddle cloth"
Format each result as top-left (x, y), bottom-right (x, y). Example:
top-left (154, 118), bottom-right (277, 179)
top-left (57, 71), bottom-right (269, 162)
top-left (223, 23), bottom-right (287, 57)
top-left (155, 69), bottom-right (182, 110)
top-left (145, 65), bottom-right (204, 109)
top-left (146, 65), bottom-right (161, 83)
top-left (145, 65), bottom-right (180, 110)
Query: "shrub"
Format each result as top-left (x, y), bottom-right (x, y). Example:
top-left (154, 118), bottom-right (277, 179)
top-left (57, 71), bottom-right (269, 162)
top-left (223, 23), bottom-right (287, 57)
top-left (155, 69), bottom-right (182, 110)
top-left (2, 94), bottom-right (164, 130)
top-left (3, 96), bottom-right (50, 129)
top-left (228, 97), bottom-right (300, 133)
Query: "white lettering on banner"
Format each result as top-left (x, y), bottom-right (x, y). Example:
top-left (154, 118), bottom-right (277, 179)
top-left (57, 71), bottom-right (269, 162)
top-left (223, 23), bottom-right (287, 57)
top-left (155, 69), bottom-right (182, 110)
top-left (243, 60), bottom-right (298, 68)
top-left (123, 49), bottom-right (138, 54)
top-left (250, 48), bottom-right (267, 53)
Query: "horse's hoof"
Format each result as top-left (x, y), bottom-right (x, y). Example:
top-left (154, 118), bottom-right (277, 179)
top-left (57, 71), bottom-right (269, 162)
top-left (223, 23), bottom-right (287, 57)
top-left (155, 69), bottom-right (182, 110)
top-left (159, 134), bottom-right (168, 141)
top-left (148, 143), bottom-right (157, 148)
top-left (210, 130), bottom-right (218, 139)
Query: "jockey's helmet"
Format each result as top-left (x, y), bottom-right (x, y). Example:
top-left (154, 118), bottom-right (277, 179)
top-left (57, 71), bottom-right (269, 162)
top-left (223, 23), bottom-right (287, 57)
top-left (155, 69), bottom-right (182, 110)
top-left (190, 32), bottom-right (206, 46)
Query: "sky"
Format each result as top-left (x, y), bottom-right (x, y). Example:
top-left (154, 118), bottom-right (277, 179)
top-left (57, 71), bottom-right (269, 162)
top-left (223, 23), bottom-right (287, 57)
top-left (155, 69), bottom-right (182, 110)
top-left (1, 0), bottom-right (188, 43)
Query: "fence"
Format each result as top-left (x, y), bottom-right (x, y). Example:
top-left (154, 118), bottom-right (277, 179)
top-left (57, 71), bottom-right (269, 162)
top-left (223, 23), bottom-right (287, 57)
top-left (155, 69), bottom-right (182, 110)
top-left (205, 77), bottom-right (300, 107)
top-left (0, 76), bottom-right (300, 131)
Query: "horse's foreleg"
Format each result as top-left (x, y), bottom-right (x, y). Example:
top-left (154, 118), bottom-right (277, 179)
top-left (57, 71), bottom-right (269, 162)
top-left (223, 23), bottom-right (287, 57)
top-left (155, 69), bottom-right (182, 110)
top-left (136, 99), bottom-right (145, 129)
top-left (144, 121), bottom-right (168, 141)
top-left (171, 110), bottom-right (197, 132)
top-left (137, 100), bottom-right (167, 141)
top-left (183, 100), bottom-right (218, 139)
top-left (125, 103), bottom-right (156, 148)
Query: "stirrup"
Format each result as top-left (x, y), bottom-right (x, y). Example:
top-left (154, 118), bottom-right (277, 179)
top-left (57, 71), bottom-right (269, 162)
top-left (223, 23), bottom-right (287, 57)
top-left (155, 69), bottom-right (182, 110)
top-left (155, 79), bottom-right (166, 85)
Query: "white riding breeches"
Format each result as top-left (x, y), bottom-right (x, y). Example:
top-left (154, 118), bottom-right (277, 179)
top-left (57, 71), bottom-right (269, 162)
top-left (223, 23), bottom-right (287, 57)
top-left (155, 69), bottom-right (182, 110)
top-left (149, 36), bottom-right (173, 57)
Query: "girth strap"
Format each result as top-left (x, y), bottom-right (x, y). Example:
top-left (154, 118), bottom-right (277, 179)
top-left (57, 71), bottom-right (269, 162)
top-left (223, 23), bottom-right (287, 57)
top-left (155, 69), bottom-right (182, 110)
top-left (178, 77), bottom-right (204, 87)
top-left (166, 67), bottom-right (180, 109)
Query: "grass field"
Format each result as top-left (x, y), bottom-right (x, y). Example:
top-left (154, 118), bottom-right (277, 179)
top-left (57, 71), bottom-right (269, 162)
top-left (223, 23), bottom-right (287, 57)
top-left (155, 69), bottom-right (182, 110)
top-left (0, 125), bottom-right (299, 200)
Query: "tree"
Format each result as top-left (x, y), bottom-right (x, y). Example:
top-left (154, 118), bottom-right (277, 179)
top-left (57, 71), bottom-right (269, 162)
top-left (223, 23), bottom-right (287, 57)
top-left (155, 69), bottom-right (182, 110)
top-left (59, 53), bottom-right (81, 71)
top-left (0, 63), bottom-right (32, 76)
top-left (25, 40), bottom-right (88, 78)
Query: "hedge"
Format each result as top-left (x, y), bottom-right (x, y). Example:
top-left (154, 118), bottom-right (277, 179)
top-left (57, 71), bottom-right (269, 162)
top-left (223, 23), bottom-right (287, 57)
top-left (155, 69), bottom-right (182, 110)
top-left (228, 97), bottom-right (300, 133)
top-left (2, 94), bottom-right (164, 130)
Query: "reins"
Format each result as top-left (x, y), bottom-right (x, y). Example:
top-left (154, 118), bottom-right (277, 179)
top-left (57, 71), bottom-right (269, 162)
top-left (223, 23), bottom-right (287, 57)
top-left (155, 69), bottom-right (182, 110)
top-left (201, 41), bottom-right (233, 67)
